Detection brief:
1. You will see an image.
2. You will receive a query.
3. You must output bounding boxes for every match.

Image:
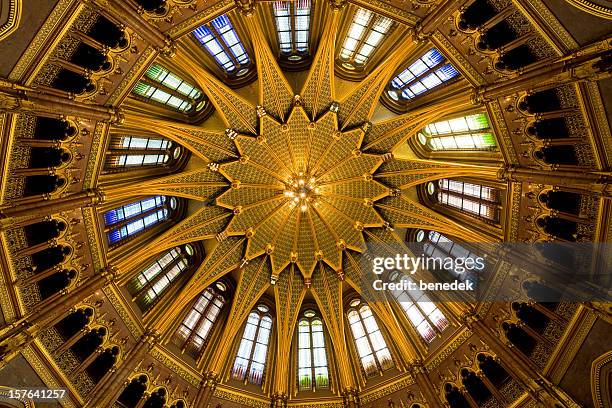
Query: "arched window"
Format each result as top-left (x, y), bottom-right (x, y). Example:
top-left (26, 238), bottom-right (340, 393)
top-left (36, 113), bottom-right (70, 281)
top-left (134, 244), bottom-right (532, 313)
top-left (417, 113), bottom-right (497, 151)
top-left (430, 179), bottom-right (501, 222)
top-left (132, 64), bottom-right (205, 112)
top-left (104, 134), bottom-right (182, 170)
top-left (127, 245), bottom-right (195, 311)
top-left (273, 0), bottom-right (312, 61)
top-left (193, 15), bottom-right (251, 76)
top-left (389, 271), bottom-right (449, 343)
top-left (339, 8), bottom-right (393, 70)
top-left (387, 49), bottom-right (458, 102)
top-left (418, 230), bottom-right (482, 285)
top-left (175, 286), bottom-right (226, 357)
top-left (232, 305), bottom-right (273, 385)
top-left (347, 301), bottom-right (393, 376)
top-left (104, 196), bottom-right (177, 245)
top-left (297, 310), bottom-right (330, 391)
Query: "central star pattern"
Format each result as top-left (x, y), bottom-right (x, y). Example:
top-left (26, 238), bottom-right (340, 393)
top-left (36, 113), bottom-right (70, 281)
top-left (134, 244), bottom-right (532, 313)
top-left (216, 104), bottom-right (389, 281)
top-left (115, 6), bottom-right (490, 340)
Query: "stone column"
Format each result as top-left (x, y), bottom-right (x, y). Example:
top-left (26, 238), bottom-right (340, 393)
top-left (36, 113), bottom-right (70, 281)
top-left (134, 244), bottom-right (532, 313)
top-left (194, 372), bottom-right (219, 408)
top-left (461, 311), bottom-right (580, 407)
top-left (0, 267), bottom-right (116, 368)
top-left (474, 38), bottom-right (611, 101)
top-left (342, 387), bottom-right (360, 408)
top-left (83, 0), bottom-right (175, 56)
top-left (409, 361), bottom-right (444, 407)
top-left (0, 80), bottom-right (123, 122)
top-left (86, 330), bottom-right (159, 407)
top-left (0, 188), bottom-right (104, 222)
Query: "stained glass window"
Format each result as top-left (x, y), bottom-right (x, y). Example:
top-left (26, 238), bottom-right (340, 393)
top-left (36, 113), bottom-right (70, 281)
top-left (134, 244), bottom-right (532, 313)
top-left (105, 135), bottom-right (177, 170)
top-left (389, 271), bottom-right (449, 342)
top-left (132, 64), bottom-right (204, 112)
top-left (273, 0), bottom-right (311, 60)
top-left (434, 179), bottom-right (500, 221)
top-left (388, 49), bottom-right (459, 101)
top-left (104, 197), bottom-right (172, 244)
top-left (347, 303), bottom-right (393, 376)
top-left (175, 287), bottom-right (226, 357)
top-left (339, 8), bottom-right (393, 69)
top-left (421, 231), bottom-right (481, 285)
top-left (193, 15), bottom-right (251, 76)
top-left (297, 311), bottom-right (329, 391)
top-left (418, 113), bottom-right (497, 151)
top-left (127, 246), bottom-right (193, 311)
top-left (232, 306), bottom-right (273, 385)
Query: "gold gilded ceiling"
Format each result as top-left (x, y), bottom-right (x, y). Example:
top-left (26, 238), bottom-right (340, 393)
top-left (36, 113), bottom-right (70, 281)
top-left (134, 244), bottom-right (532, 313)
top-left (111, 5), bottom-right (501, 333)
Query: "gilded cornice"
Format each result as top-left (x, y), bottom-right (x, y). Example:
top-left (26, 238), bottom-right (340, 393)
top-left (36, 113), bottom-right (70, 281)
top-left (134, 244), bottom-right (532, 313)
top-left (0, 0), bottom-right (21, 42)
top-left (7, 0), bottom-right (76, 82)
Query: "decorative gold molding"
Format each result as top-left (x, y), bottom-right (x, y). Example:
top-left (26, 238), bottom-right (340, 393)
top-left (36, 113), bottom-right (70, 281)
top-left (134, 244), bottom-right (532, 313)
top-left (546, 306), bottom-right (598, 383)
top-left (591, 351), bottom-right (612, 407)
top-left (83, 122), bottom-right (108, 189)
top-left (21, 344), bottom-right (78, 408)
top-left (360, 375), bottom-right (415, 403)
top-left (105, 46), bottom-right (157, 107)
top-left (564, 0), bottom-right (612, 20)
top-left (347, 0), bottom-right (420, 26)
top-left (8, 0), bottom-right (76, 82)
top-left (425, 328), bottom-right (472, 371)
top-left (431, 30), bottom-right (486, 86)
top-left (0, 0), bottom-right (21, 41)
top-left (149, 346), bottom-right (201, 387)
top-left (102, 284), bottom-right (143, 338)
top-left (166, 0), bottom-right (235, 39)
top-left (213, 386), bottom-right (270, 408)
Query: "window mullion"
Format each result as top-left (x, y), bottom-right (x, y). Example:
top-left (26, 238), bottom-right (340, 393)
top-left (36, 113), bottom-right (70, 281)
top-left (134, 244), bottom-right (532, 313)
top-left (310, 322), bottom-right (316, 390)
top-left (139, 77), bottom-right (196, 103)
top-left (291, 2), bottom-right (298, 54)
top-left (400, 58), bottom-right (448, 91)
top-left (210, 24), bottom-right (240, 67)
top-left (181, 295), bottom-right (214, 352)
top-left (244, 316), bottom-right (261, 382)
top-left (352, 18), bottom-right (377, 63)
top-left (104, 204), bottom-right (167, 232)
top-left (133, 255), bottom-right (184, 300)
top-left (359, 311), bottom-right (382, 373)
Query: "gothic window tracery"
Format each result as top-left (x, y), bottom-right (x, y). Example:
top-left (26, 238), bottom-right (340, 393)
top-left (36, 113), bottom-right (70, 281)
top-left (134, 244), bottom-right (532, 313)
top-left (232, 305), bottom-right (273, 385)
top-left (388, 271), bottom-right (449, 342)
top-left (174, 286), bottom-right (227, 358)
top-left (347, 300), bottom-right (393, 376)
top-left (104, 134), bottom-right (182, 171)
top-left (416, 230), bottom-right (482, 285)
top-left (297, 310), bottom-right (330, 391)
top-left (429, 179), bottom-right (501, 222)
top-left (127, 245), bottom-right (196, 312)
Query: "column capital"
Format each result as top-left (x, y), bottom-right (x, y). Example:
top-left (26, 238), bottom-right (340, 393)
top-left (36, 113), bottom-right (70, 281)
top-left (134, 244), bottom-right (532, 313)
top-left (235, 0), bottom-right (256, 15)
top-left (329, 0), bottom-right (347, 11)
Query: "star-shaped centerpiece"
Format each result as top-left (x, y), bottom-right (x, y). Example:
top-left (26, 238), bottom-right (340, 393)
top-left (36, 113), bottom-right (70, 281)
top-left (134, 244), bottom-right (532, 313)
top-left (216, 104), bottom-right (388, 280)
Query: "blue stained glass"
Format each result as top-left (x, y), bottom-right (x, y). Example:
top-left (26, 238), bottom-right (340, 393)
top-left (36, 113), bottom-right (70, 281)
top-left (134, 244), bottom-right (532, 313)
top-left (211, 15), bottom-right (230, 31)
top-left (435, 64), bottom-right (459, 81)
top-left (421, 49), bottom-right (443, 67)
top-left (390, 48), bottom-right (459, 101)
top-left (108, 229), bottom-right (121, 244)
top-left (105, 211), bottom-right (119, 225)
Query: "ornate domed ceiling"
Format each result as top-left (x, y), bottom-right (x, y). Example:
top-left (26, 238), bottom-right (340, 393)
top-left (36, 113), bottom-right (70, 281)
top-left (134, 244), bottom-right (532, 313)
top-left (0, 0), bottom-right (611, 407)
